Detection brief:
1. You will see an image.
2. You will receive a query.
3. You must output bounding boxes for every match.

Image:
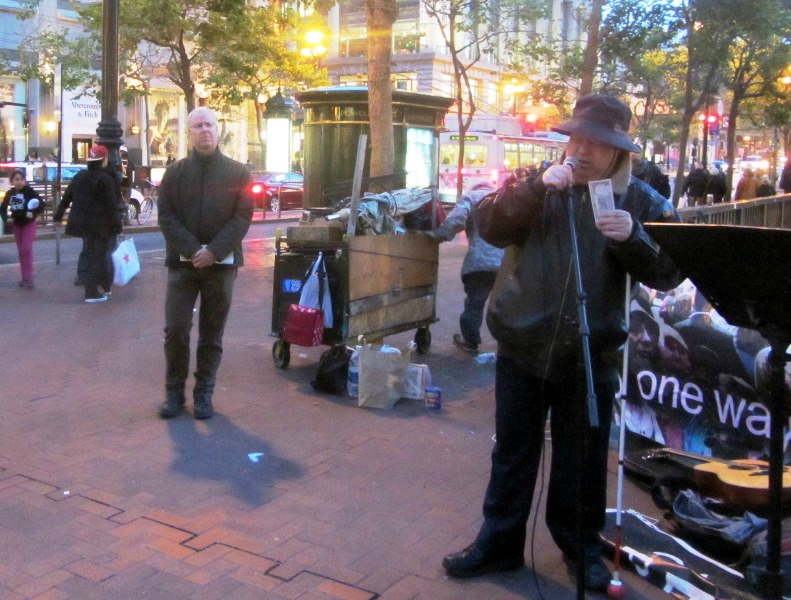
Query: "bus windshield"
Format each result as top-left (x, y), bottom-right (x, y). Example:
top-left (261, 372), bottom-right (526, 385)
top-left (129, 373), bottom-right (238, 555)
top-left (438, 129), bottom-right (567, 204)
top-left (440, 143), bottom-right (489, 168)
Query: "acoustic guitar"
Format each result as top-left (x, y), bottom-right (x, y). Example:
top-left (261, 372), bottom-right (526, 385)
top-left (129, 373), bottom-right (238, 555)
top-left (644, 447), bottom-right (791, 511)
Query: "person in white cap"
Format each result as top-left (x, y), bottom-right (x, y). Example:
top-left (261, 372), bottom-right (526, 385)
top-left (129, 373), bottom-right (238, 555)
top-left (54, 144), bottom-right (123, 302)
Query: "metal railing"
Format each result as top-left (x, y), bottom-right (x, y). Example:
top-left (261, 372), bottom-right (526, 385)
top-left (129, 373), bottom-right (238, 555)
top-left (676, 193), bottom-right (791, 229)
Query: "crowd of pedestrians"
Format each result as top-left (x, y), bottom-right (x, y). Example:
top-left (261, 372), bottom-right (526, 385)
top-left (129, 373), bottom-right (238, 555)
top-left (677, 160), bottom-right (784, 205)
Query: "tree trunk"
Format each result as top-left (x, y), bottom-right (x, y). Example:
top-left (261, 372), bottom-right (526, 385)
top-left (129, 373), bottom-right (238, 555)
top-left (366, 0), bottom-right (397, 191)
top-left (580, 0), bottom-right (603, 95)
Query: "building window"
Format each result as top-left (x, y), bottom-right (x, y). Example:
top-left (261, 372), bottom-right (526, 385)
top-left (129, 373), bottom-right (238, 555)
top-left (347, 37), bottom-right (367, 58)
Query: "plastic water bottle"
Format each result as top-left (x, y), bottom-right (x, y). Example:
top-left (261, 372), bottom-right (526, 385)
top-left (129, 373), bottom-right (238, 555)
top-left (348, 346), bottom-right (360, 399)
top-left (474, 352), bottom-right (497, 365)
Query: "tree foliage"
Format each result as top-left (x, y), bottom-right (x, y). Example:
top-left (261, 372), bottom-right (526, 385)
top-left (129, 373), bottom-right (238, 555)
top-left (601, 0), bottom-right (790, 204)
top-left (424, 0), bottom-right (548, 199)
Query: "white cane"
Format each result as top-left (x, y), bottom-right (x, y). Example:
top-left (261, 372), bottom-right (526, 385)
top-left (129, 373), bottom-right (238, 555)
top-left (607, 274), bottom-right (631, 600)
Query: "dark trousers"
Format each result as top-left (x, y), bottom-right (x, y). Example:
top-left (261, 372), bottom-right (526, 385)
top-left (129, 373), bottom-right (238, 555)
top-left (459, 271), bottom-right (497, 346)
top-left (82, 235), bottom-right (115, 297)
top-left (164, 266), bottom-right (237, 401)
top-left (474, 355), bottom-right (617, 558)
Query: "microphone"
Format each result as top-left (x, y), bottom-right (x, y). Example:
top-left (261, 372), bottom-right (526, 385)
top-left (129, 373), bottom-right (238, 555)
top-left (563, 157), bottom-right (579, 173)
top-left (546, 157), bottom-right (578, 196)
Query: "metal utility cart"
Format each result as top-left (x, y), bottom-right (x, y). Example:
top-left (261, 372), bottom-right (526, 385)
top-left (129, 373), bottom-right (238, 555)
top-left (268, 86), bottom-right (452, 368)
top-left (270, 224), bottom-right (438, 368)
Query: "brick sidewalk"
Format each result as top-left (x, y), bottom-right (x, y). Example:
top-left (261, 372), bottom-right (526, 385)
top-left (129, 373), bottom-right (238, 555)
top-left (0, 230), bottom-right (664, 599)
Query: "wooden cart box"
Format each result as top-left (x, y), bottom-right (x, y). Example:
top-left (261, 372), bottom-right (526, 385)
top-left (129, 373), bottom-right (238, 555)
top-left (346, 233), bottom-right (438, 340)
top-left (271, 231), bottom-right (438, 367)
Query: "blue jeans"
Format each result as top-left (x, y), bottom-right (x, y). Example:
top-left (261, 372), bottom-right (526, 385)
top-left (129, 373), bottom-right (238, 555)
top-left (459, 271), bottom-right (497, 346)
top-left (474, 355), bottom-right (616, 557)
top-left (164, 266), bottom-right (237, 400)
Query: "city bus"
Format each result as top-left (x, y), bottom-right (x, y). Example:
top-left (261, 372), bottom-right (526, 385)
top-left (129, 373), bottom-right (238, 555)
top-left (438, 122), bottom-right (568, 204)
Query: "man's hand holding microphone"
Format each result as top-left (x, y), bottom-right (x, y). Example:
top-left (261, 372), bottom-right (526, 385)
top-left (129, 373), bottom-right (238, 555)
top-left (541, 157), bottom-right (634, 242)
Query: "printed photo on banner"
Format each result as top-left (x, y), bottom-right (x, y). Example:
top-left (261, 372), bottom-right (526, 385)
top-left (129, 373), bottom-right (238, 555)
top-left (619, 279), bottom-right (791, 463)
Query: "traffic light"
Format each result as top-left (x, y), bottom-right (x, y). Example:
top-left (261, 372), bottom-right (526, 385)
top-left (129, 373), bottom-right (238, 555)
top-left (707, 113), bottom-right (720, 135)
top-left (520, 113), bottom-right (539, 134)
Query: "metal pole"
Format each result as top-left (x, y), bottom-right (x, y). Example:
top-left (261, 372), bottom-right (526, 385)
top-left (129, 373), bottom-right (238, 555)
top-left (96, 0), bottom-right (124, 176)
top-left (54, 65), bottom-right (63, 264)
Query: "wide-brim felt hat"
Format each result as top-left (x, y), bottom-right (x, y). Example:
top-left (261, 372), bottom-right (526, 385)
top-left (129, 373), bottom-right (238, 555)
top-left (552, 94), bottom-right (641, 153)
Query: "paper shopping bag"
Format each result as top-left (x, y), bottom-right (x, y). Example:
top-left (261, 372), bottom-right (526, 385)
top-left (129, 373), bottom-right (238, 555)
top-left (112, 237), bottom-right (141, 286)
top-left (357, 342), bottom-right (414, 409)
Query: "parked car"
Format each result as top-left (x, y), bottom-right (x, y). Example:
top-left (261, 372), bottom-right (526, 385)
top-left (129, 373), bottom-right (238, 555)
top-left (250, 172), bottom-right (304, 212)
top-left (737, 155), bottom-right (769, 173)
top-left (0, 161), bottom-right (87, 193)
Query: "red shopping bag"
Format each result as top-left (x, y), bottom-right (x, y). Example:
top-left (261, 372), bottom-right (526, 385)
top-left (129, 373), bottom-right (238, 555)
top-left (283, 304), bottom-right (324, 346)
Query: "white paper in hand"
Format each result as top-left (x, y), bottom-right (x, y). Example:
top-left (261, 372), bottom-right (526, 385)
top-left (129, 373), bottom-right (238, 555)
top-left (588, 179), bottom-right (615, 221)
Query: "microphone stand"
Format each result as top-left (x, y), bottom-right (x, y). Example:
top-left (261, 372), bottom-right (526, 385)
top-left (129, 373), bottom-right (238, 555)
top-left (565, 189), bottom-right (599, 430)
top-left (557, 185), bottom-right (600, 600)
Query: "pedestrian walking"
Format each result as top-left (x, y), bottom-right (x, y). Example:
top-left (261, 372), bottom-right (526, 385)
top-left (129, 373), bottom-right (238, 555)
top-left (681, 163), bottom-right (709, 206)
top-left (441, 94), bottom-right (682, 592)
top-left (54, 145), bottom-right (123, 302)
top-left (631, 154), bottom-right (671, 198)
top-left (1, 169), bottom-right (44, 289)
top-left (706, 165), bottom-right (728, 203)
top-left (429, 182), bottom-right (504, 354)
top-left (157, 107), bottom-right (254, 420)
top-left (735, 168), bottom-right (758, 201)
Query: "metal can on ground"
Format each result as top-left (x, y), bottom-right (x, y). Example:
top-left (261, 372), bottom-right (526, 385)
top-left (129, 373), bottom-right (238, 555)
top-left (425, 386), bottom-right (442, 411)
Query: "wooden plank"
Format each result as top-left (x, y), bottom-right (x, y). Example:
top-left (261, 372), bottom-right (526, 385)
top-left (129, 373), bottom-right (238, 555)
top-left (348, 294), bottom-right (435, 339)
top-left (347, 284), bottom-right (435, 317)
top-left (347, 134), bottom-right (367, 238)
top-left (348, 234), bottom-right (438, 301)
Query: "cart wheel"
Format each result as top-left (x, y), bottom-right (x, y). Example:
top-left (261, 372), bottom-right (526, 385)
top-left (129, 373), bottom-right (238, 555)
top-left (415, 327), bottom-right (431, 355)
top-left (272, 339), bottom-right (291, 369)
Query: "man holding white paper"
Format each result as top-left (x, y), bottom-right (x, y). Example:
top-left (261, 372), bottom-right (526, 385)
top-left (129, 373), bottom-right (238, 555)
top-left (442, 94), bottom-right (683, 592)
top-left (158, 107), bottom-right (253, 420)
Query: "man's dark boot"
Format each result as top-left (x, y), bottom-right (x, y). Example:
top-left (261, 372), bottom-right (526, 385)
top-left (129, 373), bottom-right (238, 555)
top-left (193, 396), bottom-right (214, 420)
top-left (158, 393), bottom-right (185, 419)
top-left (442, 543), bottom-right (524, 578)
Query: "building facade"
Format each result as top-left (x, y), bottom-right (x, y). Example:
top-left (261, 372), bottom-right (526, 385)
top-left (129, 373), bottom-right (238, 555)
top-left (0, 0), bottom-right (585, 169)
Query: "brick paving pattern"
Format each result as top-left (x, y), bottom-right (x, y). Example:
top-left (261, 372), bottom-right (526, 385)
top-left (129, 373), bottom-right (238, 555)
top-left (0, 223), bottom-right (668, 598)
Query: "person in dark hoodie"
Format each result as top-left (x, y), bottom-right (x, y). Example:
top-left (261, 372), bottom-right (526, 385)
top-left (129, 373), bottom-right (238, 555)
top-left (1, 169), bottom-right (44, 289)
top-left (157, 107), bottom-right (253, 421)
top-left (441, 95), bottom-right (683, 592)
top-left (54, 145), bottom-right (123, 302)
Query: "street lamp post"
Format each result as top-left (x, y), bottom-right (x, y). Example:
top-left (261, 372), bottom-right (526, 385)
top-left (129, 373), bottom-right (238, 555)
top-left (95, 0), bottom-right (124, 177)
top-left (264, 89), bottom-right (295, 173)
top-left (301, 30), bottom-right (327, 71)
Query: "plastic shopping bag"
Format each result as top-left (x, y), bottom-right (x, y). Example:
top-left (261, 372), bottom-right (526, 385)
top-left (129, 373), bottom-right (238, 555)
top-left (402, 363), bottom-right (432, 400)
top-left (283, 304), bottom-right (324, 346)
top-left (112, 237), bottom-right (140, 286)
top-left (299, 252), bottom-right (333, 328)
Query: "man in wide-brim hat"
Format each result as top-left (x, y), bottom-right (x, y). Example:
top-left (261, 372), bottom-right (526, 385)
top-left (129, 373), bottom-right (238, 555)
top-left (441, 94), bottom-right (683, 592)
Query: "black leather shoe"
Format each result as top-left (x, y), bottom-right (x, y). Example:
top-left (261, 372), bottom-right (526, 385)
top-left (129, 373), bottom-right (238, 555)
top-left (193, 397), bottom-right (214, 420)
top-left (564, 550), bottom-right (612, 592)
top-left (158, 395), bottom-right (185, 419)
top-left (442, 544), bottom-right (523, 578)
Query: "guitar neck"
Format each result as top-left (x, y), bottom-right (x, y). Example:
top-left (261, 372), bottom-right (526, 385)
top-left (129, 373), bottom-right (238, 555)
top-left (647, 448), bottom-right (747, 469)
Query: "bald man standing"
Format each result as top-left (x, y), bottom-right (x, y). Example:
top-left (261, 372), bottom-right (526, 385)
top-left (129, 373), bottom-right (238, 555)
top-left (157, 107), bottom-right (253, 420)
